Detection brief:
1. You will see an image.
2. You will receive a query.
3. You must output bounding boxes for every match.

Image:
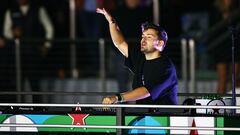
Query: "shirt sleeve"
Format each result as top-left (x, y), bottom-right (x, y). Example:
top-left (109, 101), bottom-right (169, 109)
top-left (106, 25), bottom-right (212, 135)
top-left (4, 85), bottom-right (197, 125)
top-left (39, 7), bottom-right (54, 40)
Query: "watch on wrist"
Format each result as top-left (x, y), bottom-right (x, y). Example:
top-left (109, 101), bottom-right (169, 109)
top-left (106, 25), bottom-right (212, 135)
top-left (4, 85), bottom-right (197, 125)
top-left (116, 93), bottom-right (124, 103)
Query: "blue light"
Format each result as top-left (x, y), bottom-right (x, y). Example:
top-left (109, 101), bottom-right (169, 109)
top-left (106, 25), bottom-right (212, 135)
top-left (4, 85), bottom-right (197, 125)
top-left (128, 116), bottom-right (166, 134)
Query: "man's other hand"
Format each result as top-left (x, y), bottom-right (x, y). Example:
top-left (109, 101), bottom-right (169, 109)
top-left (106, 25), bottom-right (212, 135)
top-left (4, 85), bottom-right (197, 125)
top-left (102, 96), bottom-right (118, 104)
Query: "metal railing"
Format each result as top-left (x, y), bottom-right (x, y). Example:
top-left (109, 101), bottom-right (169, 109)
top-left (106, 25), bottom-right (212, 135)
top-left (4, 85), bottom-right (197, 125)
top-left (0, 103), bottom-right (240, 134)
top-left (0, 37), bottom-right (224, 104)
top-left (181, 38), bottom-right (196, 94)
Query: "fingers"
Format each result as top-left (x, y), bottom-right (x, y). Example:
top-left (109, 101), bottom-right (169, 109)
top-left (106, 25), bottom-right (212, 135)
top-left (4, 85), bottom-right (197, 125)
top-left (103, 8), bottom-right (106, 13)
top-left (102, 96), bottom-right (117, 111)
top-left (96, 8), bottom-right (113, 24)
top-left (102, 97), bottom-right (113, 104)
top-left (96, 8), bottom-right (101, 13)
top-left (96, 8), bottom-right (105, 14)
top-left (102, 97), bottom-right (114, 111)
top-left (102, 96), bottom-right (117, 104)
top-left (96, 8), bottom-right (109, 17)
top-left (102, 97), bottom-right (111, 111)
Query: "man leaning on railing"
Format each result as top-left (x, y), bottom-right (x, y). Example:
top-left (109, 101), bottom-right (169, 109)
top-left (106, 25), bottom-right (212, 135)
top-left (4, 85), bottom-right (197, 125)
top-left (96, 8), bottom-right (178, 109)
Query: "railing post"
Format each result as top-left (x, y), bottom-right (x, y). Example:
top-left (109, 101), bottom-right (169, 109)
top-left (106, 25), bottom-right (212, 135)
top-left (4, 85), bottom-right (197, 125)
top-left (15, 38), bottom-right (21, 103)
top-left (69, 0), bottom-right (78, 79)
top-left (116, 108), bottom-right (123, 135)
top-left (189, 39), bottom-right (196, 93)
top-left (99, 38), bottom-right (106, 92)
top-left (181, 39), bottom-right (188, 93)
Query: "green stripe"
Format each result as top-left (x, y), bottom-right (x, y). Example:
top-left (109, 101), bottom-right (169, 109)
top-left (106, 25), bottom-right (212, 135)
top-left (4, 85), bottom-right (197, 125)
top-left (216, 117), bottom-right (224, 135)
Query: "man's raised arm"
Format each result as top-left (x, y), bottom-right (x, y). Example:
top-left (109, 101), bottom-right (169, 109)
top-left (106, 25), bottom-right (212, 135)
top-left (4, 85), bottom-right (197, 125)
top-left (96, 8), bottom-right (128, 57)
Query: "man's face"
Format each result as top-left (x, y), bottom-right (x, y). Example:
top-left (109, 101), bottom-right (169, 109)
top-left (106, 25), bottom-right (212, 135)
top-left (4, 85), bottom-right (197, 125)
top-left (140, 28), bottom-right (160, 53)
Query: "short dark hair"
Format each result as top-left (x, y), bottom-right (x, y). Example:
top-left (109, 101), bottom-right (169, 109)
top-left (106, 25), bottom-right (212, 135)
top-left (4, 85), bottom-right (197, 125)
top-left (141, 22), bottom-right (168, 47)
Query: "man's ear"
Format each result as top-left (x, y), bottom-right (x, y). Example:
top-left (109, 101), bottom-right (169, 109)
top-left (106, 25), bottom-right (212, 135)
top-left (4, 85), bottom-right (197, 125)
top-left (155, 40), bottom-right (165, 51)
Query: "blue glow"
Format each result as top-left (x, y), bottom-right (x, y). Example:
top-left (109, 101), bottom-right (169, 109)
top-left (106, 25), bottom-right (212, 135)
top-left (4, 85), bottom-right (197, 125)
top-left (128, 116), bottom-right (166, 134)
top-left (24, 115), bottom-right (56, 124)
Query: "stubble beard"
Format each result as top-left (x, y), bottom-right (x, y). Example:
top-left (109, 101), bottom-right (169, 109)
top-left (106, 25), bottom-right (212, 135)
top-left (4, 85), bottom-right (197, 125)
top-left (141, 42), bottom-right (156, 54)
top-left (141, 47), bottom-right (156, 54)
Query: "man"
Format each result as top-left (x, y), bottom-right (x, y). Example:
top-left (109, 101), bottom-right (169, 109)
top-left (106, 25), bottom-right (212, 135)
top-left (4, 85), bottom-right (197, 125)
top-left (3, 0), bottom-right (54, 103)
top-left (97, 8), bottom-right (178, 105)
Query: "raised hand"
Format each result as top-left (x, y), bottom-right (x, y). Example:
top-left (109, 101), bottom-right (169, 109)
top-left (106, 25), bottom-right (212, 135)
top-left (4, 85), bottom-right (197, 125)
top-left (96, 8), bottom-right (114, 23)
top-left (96, 7), bottom-right (129, 57)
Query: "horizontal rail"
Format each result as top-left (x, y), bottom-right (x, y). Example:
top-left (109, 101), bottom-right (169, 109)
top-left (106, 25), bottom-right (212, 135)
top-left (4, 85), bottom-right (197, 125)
top-left (0, 124), bottom-right (239, 131)
top-left (0, 103), bottom-right (240, 109)
top-left (0, 91), bottom-right (238, 97)
top-left (0, 91), bottom-right (115, 96)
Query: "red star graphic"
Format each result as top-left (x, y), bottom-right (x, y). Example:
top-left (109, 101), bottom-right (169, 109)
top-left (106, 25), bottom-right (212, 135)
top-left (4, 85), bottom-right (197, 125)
top-left (68, 114), bottom-right (89, 125)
